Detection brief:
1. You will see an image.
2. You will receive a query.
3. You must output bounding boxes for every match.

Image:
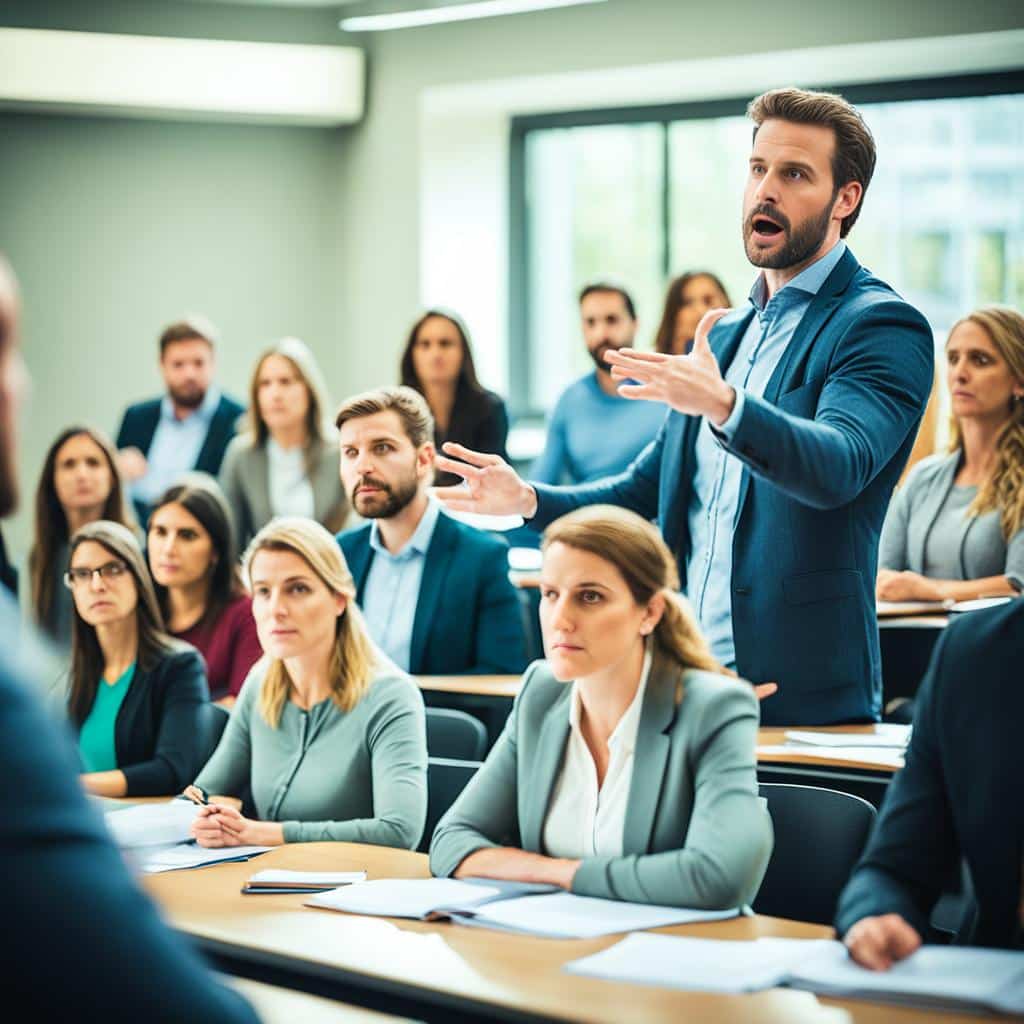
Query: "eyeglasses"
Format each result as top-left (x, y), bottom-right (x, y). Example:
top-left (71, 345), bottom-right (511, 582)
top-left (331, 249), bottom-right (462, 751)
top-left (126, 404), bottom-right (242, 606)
top-left (64, 561), bottom-right (129, 589)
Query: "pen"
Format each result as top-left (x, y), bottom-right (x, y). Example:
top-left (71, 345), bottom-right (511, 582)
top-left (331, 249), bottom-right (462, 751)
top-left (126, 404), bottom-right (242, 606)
top-left (182, 785), bottom-right (209, 806)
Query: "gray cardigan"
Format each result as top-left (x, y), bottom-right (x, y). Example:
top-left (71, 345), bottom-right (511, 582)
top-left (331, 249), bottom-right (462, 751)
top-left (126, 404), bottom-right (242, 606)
top-left (429, 652), bottom-right (773, 909)
top-left (219, 432), bottom-right (349, 547)
top-left (879, 451), bottom-right (1024, 588)
top-left (195, 658), bottom-right (427, 849)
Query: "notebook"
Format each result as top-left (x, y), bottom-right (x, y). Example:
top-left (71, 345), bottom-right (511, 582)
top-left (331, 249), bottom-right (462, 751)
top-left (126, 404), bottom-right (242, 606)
top-left (566, 934), bottom-right (1024, 1015)
top-left (306, 878), bottom-right (738, 939)
top-left (242, 869), bottom-right (367, 894)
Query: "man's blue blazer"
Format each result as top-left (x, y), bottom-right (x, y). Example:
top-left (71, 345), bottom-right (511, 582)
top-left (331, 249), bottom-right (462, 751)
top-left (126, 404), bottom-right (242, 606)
top-left (338, 511), bottom-right (529, 676)
top-left (531, 248), bottom-right (934, 725)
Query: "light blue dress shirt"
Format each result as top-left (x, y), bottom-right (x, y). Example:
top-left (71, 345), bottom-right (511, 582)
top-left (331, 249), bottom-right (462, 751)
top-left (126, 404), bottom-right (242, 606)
top-left (360, 498), bottom-right (442, 671)
top-left (686, 242), bottom-right (847, 668)
top-left (133, 386), bottom-right (222, 505)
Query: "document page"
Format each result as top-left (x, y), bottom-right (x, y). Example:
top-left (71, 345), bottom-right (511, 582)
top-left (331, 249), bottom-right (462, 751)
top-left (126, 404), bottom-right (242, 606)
top-left (566, 934), bottom-right (836, 992)
top-left (139, 843), bottom-right (272, 873)
top-left (465, 892), bottom-right (738, 939)
top-left (104, 799), bottom-right (198, 849)
top-left (784, 725), bottom-right (910, 748)
top-left (306, 878), bottom-right (502, 919)
top-left (247, 870), bottom-right (367, 887)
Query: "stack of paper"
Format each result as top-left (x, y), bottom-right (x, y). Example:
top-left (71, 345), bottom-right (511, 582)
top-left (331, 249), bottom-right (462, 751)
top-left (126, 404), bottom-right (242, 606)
top-left (140, 843), bottom-right (273, 874)
top-left (307, 878), bottom-right (738, 939)
top-left (784, 725), bottom-right (910, 748)
top-left (104, 800), bottom-right (198, 848)
top-left (242, 869), bottom-right (367, 894)
top-left (566, 934), bottom-right (1024, 1015)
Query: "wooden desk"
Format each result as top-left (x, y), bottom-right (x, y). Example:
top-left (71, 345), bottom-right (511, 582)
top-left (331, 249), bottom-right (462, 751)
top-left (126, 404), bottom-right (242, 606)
top-left (228, 976), bottom-right (408, 1022)
top-left (757, 725), bottom-right (901, 808)
top-left (145, 842), bottom-right (987, 1024)
top-left (415, 675), bottom-right (521, 699)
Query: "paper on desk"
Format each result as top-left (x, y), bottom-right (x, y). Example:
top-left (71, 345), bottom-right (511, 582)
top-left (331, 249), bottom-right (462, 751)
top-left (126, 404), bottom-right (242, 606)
top-left (508, 547), bottom-right (543, 571)
top-left (461, 892), bottom-right (738, 940)
top-left (784, 725), bottom-right (910, 748)
top-left (139, 843), bottom-right (272, 873)
top-left (440, 508), bottom-right (524, 532)
top-left (307, 877), bottom-right (502, 919)
top-left (756, 744), bottom-right (906, 769)
top-left (248, 869), bottom-right (367, 886)
top-left (566, 933), bottom-right (835, 992)
top-left (876, 600), bottom-right (952, 617)
top-left (787, 943), bottom-right (1024, 1015)
top-left (104, 799), bottom-right (198, 849)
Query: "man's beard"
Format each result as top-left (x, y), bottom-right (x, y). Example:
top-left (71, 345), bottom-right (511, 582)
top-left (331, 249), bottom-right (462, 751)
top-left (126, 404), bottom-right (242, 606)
top-left (588, 340), bottom-right (624, 373)
top-left (351, 473), bottom-right (419, 519)
top-left (169, 384), bottom-right (206, 410)
top-left (743, 196), bottom-right (835, 270)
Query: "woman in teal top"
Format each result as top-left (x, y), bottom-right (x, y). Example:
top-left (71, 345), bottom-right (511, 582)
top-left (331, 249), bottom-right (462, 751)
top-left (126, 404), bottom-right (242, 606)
top-left (67, 520), bottom-right (208, 797)
top-left (188, 517), bottom-right (427, 850)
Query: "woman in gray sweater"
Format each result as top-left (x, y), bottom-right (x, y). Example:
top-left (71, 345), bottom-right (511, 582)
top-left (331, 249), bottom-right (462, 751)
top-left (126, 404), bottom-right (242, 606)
top-left (430, 506), bottom-right (772, 909)
top-left (878, 307), bottom-right (1024, 602)
top-left (188, 517), bottom-right (427, 850)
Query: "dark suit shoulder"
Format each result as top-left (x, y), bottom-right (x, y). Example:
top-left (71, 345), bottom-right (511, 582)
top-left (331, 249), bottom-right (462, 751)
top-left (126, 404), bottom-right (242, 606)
top-left (337, 522), bottom-right (373, 551)
top-left (216, 393), bottom-right (246, 420)
top-left (439, 511), bottom-right (510, 556)
top-left (143, 644), bottom-right (206, 687)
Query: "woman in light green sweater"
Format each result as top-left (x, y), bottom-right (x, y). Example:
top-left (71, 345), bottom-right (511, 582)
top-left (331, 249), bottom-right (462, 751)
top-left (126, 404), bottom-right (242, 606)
top-left (188, 517), bottom-right (427, 850)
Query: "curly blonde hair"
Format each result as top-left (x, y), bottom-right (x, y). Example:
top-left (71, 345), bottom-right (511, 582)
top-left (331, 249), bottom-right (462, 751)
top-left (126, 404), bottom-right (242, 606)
top-left (947, 306), bottom-right (1024, 541)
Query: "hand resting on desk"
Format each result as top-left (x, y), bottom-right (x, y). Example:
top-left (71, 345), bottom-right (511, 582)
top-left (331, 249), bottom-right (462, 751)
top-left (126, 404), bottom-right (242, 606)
top-left (843, 913), bottom-right (922, 971)
top-left (191, 803), bottom-right (285, 848)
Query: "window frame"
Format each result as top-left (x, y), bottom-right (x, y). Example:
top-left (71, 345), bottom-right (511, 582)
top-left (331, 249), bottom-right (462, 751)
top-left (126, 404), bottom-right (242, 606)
top-left (508, 70), bottom-right (1024, 418)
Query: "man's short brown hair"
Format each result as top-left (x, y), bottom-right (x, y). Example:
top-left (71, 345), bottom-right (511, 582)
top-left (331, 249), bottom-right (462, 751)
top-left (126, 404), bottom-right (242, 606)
top-left (747, 87), bottom-right (876, 237)
top-left (335, 385), bottom-right (435, 449)
top-left (158, 316), bottom-right (218, 355)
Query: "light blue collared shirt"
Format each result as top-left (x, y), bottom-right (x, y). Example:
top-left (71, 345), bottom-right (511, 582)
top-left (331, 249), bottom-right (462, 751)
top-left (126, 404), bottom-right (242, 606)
top-left (686, 242), bottom-right (847, 668)
top-left (361, 498), bottom-right (442, 672)
top-left (132, 386), bottom-right (222, 505)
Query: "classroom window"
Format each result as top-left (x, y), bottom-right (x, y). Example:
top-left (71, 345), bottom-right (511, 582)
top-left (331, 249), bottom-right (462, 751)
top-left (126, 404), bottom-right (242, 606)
top-left (513, 86), bottom-right (1024, 416)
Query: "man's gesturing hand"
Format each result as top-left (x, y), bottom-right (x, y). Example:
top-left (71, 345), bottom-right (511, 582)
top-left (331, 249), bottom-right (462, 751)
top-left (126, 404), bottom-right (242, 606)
top-left (433, 443), bottom-right (538, 518)
top-left (607, 307), bottom-right (736, 425)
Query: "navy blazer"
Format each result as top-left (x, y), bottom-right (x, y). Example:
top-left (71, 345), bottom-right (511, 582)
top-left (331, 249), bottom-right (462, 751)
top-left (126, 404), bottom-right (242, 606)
top-left (532, 249), bottom-right (934, 725)
top-left (836, 598), bottom-right (1024, 949)
top-left (338, 511), bottom-right (528, 675)
top-left (0, 593), bottom-right (258, 1021)
top-left (71, 645), bottom-right (209, 796)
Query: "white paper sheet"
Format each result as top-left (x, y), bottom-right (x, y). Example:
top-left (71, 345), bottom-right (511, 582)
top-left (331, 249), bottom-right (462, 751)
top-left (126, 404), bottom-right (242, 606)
top-left (566, 933), bottom-right (835, 992)
top-left (104, 799), bottom-right (198, 849)
top-left (248, 869), bottom-right (367, 886)
top-left (784, 725), bottom-right (910, 748)
top-left (466, 892), bottom-right (738, 939)
top-left (139, 842), bottom-right (272, 872)
top-left (306, 877), bottom-right (501, 919)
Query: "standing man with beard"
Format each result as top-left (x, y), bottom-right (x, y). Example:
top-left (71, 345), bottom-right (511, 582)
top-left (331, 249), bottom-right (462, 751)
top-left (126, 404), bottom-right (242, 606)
top-left (116, 317), bottom-right (245, 524)
top-left (435, 88), bottom-right (934, 726)
top-left (336, 386), bottom-right (527, 676)
top-left (532, 282), bottom-right (666, 484)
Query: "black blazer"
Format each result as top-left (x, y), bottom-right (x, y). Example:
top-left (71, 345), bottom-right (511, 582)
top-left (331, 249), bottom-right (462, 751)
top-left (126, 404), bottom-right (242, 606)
top-left (116, 392), bottom-right (245, 474)
top-left (0, 593), bottom-right (258, 1021)
top-left (74, 646), bottom-right (209, 796)
top-left (434, 387), bottom-right (509, 487)
top-left (0, 526), bottom-right (16, 598)
top-left (835, 598), bottom-right (1024, 949)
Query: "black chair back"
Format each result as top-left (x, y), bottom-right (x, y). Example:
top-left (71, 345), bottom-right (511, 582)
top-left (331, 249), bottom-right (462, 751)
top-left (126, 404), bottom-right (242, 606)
top-left (199, 702), bottom-right (230, 766)
top-left (425, 707), bottom-right (487, 761)
top-left (418, 756), bottom-right (481, 854)
top-left (755, 782), bottom-right (876, 925)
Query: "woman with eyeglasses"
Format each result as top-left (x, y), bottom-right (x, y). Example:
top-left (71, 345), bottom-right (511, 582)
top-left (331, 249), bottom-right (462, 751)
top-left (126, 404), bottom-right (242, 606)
top-left (28, 425), bottom-right (135, 646)
top-left (66, 520), bottom-right (208, 797)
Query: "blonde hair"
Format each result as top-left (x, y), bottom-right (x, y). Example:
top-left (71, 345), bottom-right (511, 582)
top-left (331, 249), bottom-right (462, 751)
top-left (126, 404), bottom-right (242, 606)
top-left (947, 306), bottom-right (1024, 541)
top-left (542, 505), bottom-right (725, 678)
top-left (248, 338), bottom-right (334, 465)
top-left (243, 517), bottom-right (377, 727)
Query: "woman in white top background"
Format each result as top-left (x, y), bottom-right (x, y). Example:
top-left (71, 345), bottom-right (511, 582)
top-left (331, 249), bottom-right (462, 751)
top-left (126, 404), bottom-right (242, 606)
top-left (429, 505), bottom-right (772, 908)
top-left (219, 338), bottom-right (348, 547)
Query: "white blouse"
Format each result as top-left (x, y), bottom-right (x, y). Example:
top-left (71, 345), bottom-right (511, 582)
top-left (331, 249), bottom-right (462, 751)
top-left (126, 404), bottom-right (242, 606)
top-left (266, 438), bottom-right (315, 520)
top-left (542, 650), bottom-right (652, 860)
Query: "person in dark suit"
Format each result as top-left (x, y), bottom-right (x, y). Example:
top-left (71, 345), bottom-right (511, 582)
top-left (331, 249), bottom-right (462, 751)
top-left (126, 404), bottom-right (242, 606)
top-left (435, 87), bottom-right (934, 726)
top-left (0, 525), bottom-right (16, 597)
top-left (336, 386), bottom-right (527, 676)
top-left (66, 520), bottom-right (208, 797)
top-left (400, 309), bottom-right (509, 488)
top-left (115, 316), bottom-right (245, 524)
top-left (0, 251), bottom-right (258, 1021)
top-left (836, 598), bottom-right (1024, 963)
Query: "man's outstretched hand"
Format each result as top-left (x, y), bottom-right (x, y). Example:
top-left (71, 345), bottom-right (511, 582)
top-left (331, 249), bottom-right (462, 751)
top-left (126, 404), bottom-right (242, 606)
top-left (433, 443), bottom-right (538, 518)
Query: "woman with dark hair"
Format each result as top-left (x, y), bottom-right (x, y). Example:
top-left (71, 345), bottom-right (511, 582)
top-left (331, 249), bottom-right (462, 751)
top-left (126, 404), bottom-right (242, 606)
top-left (29, 425), bottom-right (135, 646)
top-left (219, 337), bottom-right (349, 547)
top-left (653, 271), bottom-right (731, 355)
top-left (148, 477), bottom-right (262, 704)
top-left (66, 520), bottom-right (208, 797)
top-left (400, 309), bottom-right (509, 487)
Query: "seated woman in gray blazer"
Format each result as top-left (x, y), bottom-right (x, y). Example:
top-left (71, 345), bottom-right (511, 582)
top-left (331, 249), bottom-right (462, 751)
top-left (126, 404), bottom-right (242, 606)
top-left (430, 505), bottom-right (772, 909)
top-left (187, 517), bottom-right (427, 850)
top-left (878, 306), bottom-right (1024, 603)
top-left (219, 338), bottom-right (349, 548)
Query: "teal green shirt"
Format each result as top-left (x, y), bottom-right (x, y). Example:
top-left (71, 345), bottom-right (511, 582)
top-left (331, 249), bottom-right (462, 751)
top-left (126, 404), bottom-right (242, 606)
top-left (78, 662), bottom-right (136, 772)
